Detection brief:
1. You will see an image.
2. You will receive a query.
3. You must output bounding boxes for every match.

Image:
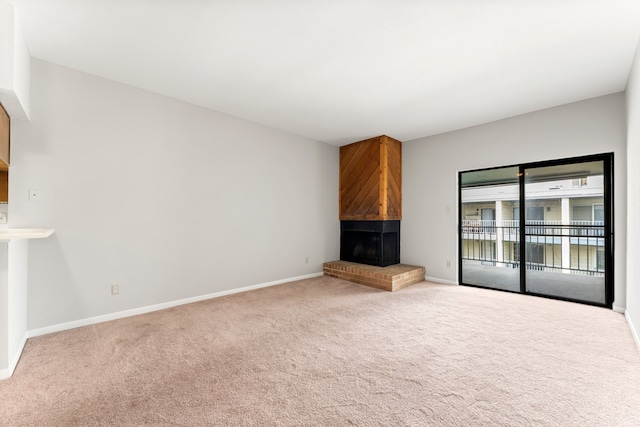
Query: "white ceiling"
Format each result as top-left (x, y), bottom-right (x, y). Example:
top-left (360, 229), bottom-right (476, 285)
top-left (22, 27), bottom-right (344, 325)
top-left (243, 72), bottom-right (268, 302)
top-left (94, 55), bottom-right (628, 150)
top-left (7, 0), bottom-right (640, 146)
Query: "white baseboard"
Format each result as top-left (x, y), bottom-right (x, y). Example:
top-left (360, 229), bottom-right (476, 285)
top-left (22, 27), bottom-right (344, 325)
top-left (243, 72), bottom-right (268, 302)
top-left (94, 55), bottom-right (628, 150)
top-left (28, 272), bottom-right (323, 338)
top-left (625, 311), bottom-right (640, 352)
top-left (0, 333), bottom-right (28, 380)
top-left (424, 276), bottom-right (458, 286)
top-left (613, 304), bottom-right (626, 314)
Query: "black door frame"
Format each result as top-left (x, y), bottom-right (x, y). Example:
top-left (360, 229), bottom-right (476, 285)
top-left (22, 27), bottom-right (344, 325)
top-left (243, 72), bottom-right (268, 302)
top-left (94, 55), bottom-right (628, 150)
top-left (458, 153), bottom-right (614, 308)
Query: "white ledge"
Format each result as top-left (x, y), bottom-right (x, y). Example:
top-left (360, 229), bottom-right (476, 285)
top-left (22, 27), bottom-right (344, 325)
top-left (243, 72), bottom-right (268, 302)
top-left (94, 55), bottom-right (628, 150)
top-left (0, 228), bottom-right (55, 240)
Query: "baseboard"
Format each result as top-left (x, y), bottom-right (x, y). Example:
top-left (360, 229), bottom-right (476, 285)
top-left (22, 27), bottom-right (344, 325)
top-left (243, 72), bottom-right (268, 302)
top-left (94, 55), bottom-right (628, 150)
top-left (0, 333), bottom-right (28, 380)
top-left (28, 272), bottom-right (323, 338)
top-left (613, 304), bottom-right (626, 314)
top-left (625, 311), bottom-right (640, 352)
top-left (424, 276), bottom-right (458, 286)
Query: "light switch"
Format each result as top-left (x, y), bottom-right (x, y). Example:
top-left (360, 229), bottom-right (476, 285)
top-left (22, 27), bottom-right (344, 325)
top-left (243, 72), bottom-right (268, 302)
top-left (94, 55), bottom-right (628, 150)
top-left (29, 189), bottom-right (41, 201)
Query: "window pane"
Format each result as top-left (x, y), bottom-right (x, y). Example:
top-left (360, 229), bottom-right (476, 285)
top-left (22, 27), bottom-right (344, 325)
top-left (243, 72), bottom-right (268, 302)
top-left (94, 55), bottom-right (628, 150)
top-left (524, 160), bottom-right (606, 304)
top-left (460, 166), bottom-right (520, 292)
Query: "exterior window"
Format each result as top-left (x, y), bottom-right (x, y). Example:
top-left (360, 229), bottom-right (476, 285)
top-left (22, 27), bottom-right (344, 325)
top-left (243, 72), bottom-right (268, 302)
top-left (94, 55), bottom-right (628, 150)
top-left (572, 177), bottom-right (587, 187)
top-left (481, 241), bottom-right (496, 266)
top-left (573, 205), bottom-right (592, 221)
top-left (481, 208), bottom-right (495, 232)
top-left (594, 205), bottom-right (604, 223)
top-left (526, 243), bottom-right (545, 266)
top-left (526, 206), bottom-right (544, 235)
top-left (597, 247), bottom-right (605, 271)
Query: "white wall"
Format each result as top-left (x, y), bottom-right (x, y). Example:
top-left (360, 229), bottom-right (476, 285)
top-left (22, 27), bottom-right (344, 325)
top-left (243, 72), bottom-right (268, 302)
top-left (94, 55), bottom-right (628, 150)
top-left (626, 38), bottom-right (640, 342)
top-left (0, 1), bottom-right (12, 91)
top-left (0, 1), bottom-right (30, 119)
top-left (0, 243), bottom-right (6, 368)
top-left (7, 239), bottom-right (27, 372)
top-left (403, 93), bottom-right (627, 309)
top-left (11, 12), bottom-right (30, 119)
top-left (9, 59), bottom-right (339, 330)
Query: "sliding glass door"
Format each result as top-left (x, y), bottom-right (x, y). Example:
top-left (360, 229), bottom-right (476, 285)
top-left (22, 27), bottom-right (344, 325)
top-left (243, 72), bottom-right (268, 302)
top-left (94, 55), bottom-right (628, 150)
top-left (460, 166), bottom-right (520, 292)
top-left (459, 154), bottom-right (613, 307)
top-left (523, 159), bottom-right (610, 304)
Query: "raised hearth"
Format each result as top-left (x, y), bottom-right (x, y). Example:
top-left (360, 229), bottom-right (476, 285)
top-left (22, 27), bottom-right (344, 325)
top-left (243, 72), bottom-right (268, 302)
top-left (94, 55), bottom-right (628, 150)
top-left (323, 260), bottom-right (425, 292)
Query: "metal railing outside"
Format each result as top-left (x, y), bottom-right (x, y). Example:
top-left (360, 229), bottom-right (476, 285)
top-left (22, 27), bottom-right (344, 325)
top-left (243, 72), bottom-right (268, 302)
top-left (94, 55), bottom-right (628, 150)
top-left (461, 220), bottom-right (605, 276)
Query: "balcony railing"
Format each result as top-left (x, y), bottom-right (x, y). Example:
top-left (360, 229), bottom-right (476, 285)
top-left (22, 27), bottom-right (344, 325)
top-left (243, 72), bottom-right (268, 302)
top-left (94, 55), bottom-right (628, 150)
top-left (461, 220), bottom-right (605, 276)
top-left (462, 220), bottom-right (604, 236)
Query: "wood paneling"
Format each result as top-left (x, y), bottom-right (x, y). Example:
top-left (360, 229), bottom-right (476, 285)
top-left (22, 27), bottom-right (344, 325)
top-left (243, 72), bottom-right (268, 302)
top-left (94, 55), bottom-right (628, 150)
top-left (339, 135), bottom-right (401, 220)
top-left (0, 171), bottom-right (7, 203)
top-left (0, 103), bottom-right (9, 203)
top-left (0, 103), bottom-right (9, 171)
top-left (385, 136), bottom-right (402, 218)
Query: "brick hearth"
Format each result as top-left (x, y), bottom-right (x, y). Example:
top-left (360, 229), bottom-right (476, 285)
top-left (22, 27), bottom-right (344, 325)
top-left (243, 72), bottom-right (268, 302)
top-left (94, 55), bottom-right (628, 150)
top-left (323, 260), bottom-right (425, 292)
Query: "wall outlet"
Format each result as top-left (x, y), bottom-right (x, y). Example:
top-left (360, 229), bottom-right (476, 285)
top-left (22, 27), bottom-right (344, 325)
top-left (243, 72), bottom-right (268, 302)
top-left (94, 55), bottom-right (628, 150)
top-left (446, 260), bottom-right (451, 268)
top-left (305, 256), bottom-right (309, 264)
top-left (0, 212), bottom-right (6, 224)
top-left (111, 284), bottom-right (120, 295)
top-left (29, 189), bottom-right (41, 201)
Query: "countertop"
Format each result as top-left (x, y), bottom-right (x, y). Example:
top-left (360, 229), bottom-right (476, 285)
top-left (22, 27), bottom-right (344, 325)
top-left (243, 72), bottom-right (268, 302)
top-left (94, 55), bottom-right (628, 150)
top-left (0, 228), bottom-right (55, 240)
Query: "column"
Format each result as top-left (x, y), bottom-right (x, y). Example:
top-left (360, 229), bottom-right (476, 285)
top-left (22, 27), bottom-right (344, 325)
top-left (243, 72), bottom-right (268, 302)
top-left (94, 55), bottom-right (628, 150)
top-left (561, 198), bottom-right (571, 274)
top-left (496, 201), bottom-right (504, 267)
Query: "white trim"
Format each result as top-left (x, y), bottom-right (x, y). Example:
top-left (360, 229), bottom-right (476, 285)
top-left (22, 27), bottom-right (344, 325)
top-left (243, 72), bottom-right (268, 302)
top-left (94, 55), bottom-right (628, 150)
top-left (0, 228), bottom-right (54, 241)
top-left (612, 304), bottom-right (626, 314)
top-left (626, 311), bottom-right (640, 352)
top-left (0, 333), bottom-right (28, 380)
top-left (424, 276), bottom-right (458, 286)
top-left (28, 272), bottom-right (323, 338)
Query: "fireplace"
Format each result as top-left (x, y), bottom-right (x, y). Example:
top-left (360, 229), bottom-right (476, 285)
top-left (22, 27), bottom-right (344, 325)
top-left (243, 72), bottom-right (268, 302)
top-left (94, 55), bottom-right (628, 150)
top-left (340, 220), bottom-right (400, 267)
top-left (329, 136), bottom-right (426, 289)
top-left (338, 135), bottom-right (402, 267)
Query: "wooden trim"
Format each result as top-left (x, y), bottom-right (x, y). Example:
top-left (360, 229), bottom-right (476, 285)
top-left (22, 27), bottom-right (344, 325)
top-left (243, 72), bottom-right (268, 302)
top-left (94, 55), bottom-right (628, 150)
top-left (379, 136), bottom-right (389, 218)
top-left (385, 135), bottom-right (402, 219)
top-left (0, 103), bottom-right (8, 203)
top-left (0, 171), bottom-right (7, 203)
top-left (0, 103), bottom-right (9, 171)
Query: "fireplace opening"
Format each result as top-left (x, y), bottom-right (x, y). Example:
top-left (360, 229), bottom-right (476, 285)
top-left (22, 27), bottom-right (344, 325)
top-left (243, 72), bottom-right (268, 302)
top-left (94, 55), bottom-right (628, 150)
top-left (340, 220), bottom-right (400, 267)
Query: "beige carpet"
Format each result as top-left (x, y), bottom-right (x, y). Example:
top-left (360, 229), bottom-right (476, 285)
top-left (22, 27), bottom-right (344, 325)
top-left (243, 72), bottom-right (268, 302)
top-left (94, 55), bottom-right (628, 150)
top-left (1, 276), bottom-right (640, 426)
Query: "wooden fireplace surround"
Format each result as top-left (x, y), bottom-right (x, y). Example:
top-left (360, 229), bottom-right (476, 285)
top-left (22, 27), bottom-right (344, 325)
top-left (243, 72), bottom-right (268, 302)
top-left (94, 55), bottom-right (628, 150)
top-left (339, 135), bottom-right (401, 221)
top-left (325, 135), bottom-right (425, 291)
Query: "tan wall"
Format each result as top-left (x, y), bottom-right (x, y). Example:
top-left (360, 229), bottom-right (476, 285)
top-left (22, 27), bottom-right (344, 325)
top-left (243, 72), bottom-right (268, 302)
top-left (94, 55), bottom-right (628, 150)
top-left (570, 245), bottom-right (602, 271)
top-left (462, 202), bottom-right (496, 220)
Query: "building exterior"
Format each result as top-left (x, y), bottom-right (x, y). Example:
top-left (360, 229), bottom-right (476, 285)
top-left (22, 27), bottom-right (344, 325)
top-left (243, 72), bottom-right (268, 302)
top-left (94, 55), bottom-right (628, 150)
top-left (461, 175), bottom-right (605, 277)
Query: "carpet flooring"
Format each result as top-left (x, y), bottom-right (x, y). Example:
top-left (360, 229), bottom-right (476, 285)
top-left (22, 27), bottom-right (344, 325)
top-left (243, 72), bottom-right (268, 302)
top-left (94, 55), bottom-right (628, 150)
top-left (1, 276), bottom-right (640, 426)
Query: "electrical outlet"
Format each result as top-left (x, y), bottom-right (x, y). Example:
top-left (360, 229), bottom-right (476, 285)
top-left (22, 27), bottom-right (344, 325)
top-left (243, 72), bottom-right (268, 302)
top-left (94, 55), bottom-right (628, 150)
top-left (111, 284), bottom-right (120, 295)
top-left (305, 256), bottom-right (309, 264)
top-left (446, 260), bottom-right (451, 268)
top-left (29, 189), bottom-right (41, 201)
top-left (0, 212), bottom-right (6, 224)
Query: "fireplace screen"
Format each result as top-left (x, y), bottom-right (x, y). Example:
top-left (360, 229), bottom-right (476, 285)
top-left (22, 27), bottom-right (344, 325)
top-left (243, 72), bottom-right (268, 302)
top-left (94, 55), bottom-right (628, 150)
top-left (340, 221), bottom-right (400, 267)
